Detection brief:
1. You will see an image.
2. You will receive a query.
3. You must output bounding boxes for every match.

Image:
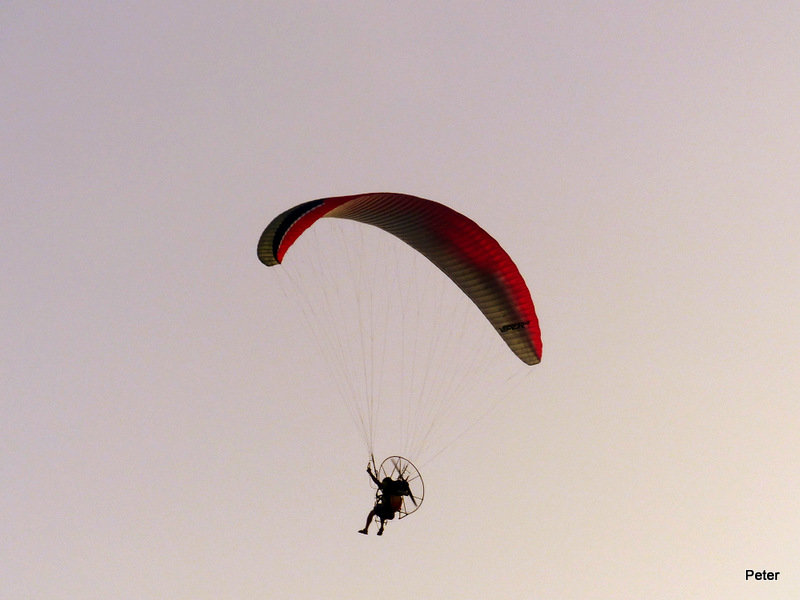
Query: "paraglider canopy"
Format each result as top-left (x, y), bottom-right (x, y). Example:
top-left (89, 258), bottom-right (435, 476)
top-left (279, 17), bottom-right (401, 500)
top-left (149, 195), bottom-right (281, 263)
top-left (257, 192), bottom-right (541, 365)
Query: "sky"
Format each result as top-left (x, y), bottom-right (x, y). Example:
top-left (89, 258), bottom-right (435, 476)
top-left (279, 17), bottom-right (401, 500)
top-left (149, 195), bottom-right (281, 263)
top-left (3, 2), bottom-right (800, 598)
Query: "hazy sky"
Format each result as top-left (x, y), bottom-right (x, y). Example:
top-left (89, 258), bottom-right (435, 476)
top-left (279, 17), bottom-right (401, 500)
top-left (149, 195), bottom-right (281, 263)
top-left (4, 2), bottom-right (800, 598)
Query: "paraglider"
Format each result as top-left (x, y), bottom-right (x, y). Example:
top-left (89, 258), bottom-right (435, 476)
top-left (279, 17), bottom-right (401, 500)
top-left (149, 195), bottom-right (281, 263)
top-left (257, 192), bottom-right (541, 534)
top-left (258, 192), bottom-right (541, 365)
top-left (359, 456), bottom-right (423, 535)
